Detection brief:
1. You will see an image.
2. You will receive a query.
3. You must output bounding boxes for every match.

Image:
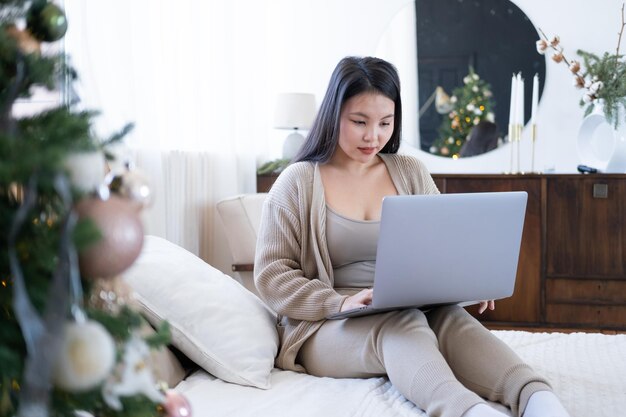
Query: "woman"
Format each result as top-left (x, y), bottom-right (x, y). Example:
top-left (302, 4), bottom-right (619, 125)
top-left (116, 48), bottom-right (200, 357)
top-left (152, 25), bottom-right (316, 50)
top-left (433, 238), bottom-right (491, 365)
top-left (254, 56), bottom-right (569, 417)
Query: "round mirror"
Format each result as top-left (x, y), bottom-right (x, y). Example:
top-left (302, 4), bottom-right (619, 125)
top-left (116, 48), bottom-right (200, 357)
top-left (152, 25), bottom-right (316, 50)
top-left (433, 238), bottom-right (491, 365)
top-left (416, 0), bottom-right (545, 158)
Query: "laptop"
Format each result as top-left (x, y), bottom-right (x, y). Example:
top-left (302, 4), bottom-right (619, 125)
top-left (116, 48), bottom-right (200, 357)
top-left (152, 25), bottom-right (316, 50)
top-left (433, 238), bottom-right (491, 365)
top-left (326, 191), bottom-right (527, 320)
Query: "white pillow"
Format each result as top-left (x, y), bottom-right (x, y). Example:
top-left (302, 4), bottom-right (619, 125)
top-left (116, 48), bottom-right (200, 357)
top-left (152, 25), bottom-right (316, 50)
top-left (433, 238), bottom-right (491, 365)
top-left (123, 235), bottom-right (278, 389)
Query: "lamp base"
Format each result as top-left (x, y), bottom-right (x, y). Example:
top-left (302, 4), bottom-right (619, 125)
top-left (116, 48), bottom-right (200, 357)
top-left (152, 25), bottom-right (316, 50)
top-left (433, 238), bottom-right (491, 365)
top-left (282, 131), bottom-right (305, 160)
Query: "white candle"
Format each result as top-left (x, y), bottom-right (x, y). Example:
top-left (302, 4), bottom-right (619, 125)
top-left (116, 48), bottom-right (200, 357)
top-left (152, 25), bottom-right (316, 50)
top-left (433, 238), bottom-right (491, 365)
top-left (531, 73), bottom-right (539, 125)
top-left (516, 73), bottom-right (524, 127)
top-left (509, 74), bottom-right (517, 126)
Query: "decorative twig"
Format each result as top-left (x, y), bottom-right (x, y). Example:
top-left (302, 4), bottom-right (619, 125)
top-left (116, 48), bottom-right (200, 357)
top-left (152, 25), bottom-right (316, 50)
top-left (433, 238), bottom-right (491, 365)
top-left (536, 18), bottom-right (626, 106)
top-left (537, 27), bottom-right (584, 90)
top-left (537, 27), bottom-right (573, 68)
top-left (616, 3), bottom-right (625, 58)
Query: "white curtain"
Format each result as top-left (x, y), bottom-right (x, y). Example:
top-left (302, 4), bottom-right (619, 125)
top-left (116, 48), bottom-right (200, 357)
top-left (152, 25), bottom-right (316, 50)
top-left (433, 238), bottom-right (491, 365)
top-left (64, 0), bottom-right (271, 271)
top-left (375, 3), bottom-right (418, 149)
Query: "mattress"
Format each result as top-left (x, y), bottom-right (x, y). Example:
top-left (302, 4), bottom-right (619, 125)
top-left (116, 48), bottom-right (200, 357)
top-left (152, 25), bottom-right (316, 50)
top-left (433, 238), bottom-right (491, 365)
top-left (175, 330), bottom-right (626, 417)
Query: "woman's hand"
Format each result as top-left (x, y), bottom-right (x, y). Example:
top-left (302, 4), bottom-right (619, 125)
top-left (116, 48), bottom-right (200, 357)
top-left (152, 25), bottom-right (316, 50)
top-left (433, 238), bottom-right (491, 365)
top-left (340, 288), bottom-right (373, 312)
top-left (478, 300), bottom-right (495, 314)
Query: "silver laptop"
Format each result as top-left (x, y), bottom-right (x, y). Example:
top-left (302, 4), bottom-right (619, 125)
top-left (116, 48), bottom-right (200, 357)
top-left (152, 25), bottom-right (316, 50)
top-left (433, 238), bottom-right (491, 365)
top-left (326, 191), bottom-right (527, 320)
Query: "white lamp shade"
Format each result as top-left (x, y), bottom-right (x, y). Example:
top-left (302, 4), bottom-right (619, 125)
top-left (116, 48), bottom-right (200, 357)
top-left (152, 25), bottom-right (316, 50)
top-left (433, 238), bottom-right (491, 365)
top-left (273, 93), bottom-right (316, 130)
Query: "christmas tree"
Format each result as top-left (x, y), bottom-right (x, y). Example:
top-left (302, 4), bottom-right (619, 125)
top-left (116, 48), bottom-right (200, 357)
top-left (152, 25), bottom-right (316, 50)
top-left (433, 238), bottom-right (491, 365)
top-left (0, 2), bottom-right (190, 416)
top-left (429, 68), bottom-right (496, 158)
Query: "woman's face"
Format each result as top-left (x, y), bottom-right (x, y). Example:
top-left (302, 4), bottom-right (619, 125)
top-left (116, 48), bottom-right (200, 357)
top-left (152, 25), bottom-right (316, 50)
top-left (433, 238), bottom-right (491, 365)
top-left (336, 92), bottom-right (395, 165)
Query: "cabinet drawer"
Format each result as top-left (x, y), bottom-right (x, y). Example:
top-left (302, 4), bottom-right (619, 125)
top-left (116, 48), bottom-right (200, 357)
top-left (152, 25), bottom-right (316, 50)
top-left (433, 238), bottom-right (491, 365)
top-left (545, 177), bottom-right (626, 278)
top-left (546, 304), bottom-right (626, 328)
top-left (546, 279), bottom-right (626, 304)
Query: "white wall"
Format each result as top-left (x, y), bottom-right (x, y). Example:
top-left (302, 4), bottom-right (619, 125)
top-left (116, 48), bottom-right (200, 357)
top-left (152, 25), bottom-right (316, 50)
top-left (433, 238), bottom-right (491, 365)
top-left (65, 0), bottom-right (625, 173)
top-left (61, 0), bottom-right (624, 275)
top-left (262, 0), bottom-right (626, 173)
top-left (263, 0), bottom-right (414, 161)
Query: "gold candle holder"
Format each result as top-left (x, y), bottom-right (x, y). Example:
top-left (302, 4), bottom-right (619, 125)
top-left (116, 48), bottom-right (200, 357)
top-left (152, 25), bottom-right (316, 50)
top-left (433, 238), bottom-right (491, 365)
top-left (508, 124), bottom-right (515, 174)
top-left (508, 123), bottom-right (523, 174)
top-left (516, 123), bottom-right (523, 174)
top-left (531, 124), bottom-right (537, 174)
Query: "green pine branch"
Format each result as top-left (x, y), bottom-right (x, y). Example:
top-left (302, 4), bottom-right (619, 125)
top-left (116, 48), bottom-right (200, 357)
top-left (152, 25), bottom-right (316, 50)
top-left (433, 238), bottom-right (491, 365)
top-left (577, 49), bottom-right (626, 127)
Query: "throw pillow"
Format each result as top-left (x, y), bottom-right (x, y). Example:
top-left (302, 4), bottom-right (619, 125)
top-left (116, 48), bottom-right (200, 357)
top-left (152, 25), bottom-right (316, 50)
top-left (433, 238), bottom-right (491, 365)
top-left (123, 235), bottom-right (278, 389)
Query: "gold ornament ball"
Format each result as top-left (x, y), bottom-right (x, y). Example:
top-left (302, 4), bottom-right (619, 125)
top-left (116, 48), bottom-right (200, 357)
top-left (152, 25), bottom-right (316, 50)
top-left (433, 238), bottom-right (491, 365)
top-left (77, 196), bottom-right (144, 279)
top-left (106, 169), bottom-right (154, 210)
top-left (88, 274), bottom-right (136, 313)
top-left (27, 2), bottom-right (68, 42)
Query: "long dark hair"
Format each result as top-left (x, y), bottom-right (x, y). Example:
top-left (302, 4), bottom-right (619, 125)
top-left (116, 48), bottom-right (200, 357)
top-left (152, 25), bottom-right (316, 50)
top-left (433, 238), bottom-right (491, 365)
top-left (293, 56), bottom-right (402, 163)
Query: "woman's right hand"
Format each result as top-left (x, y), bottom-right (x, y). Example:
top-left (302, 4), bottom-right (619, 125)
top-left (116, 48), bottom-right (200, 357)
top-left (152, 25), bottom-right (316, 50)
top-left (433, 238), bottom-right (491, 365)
top-left (478, 300), bottom-right (496, 314)
top-left (340, 288), bottom-right (373, 312)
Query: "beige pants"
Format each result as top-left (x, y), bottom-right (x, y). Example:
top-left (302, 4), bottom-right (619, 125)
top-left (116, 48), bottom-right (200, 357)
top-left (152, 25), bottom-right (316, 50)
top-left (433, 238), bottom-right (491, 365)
top-left (297, 306), bottom-right (551, 417)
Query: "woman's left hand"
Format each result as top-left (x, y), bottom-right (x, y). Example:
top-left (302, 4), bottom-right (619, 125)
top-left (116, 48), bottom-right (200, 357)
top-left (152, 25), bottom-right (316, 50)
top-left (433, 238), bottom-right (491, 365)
top-left (478, 300), bottom-right (495, 314)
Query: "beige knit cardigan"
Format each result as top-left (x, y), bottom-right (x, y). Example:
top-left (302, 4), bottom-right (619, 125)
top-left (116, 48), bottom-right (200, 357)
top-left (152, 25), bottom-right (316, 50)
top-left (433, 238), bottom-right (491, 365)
top-left (254, 153), bottom-right (440, 372)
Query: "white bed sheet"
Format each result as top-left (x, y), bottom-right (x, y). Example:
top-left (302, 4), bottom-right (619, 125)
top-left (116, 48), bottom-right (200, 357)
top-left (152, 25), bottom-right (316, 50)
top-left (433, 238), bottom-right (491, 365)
top-left (175, 330), bottom-right (626, 417)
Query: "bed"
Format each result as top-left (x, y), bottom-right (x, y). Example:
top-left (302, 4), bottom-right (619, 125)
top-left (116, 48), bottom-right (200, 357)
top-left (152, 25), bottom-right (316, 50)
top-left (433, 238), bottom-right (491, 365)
top-left (123, 236), bottom-right (626, 417)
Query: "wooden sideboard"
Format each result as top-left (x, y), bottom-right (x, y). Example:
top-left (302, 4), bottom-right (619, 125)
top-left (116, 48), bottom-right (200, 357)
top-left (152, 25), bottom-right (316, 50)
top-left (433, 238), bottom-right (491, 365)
top-left (257, 173), bottom-right (626, 330)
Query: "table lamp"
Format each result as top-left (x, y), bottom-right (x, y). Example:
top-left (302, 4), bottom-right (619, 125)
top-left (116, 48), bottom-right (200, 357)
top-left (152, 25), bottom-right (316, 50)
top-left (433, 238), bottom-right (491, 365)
top-left (273, 93), bottom-right (316, 160)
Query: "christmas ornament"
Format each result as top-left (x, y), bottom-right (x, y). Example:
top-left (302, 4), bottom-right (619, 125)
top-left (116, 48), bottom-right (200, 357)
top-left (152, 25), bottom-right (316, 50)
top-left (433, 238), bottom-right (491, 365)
top-left (103, 335), bottom-right (165, 410)
top-left (106, 142), bottom-right (133, 173)
top-left (64, 151), bottom-right (106, 193)
top-left (5, 25), bottom-right (41, 55)
top-left (88, 275), bottom-right (134, 313)
top-left (434, 86), bottom-right (453, 113)
top-left (52, 320), bottom-right (116, 392)
top-left (27, 2), bottom-right (68, 42)
top-left (164, 390), bottom-right (192, 417)
top-left (107, 169), bottom-right (154, 210)
top-left (76, 196), bottom-right (144, 279)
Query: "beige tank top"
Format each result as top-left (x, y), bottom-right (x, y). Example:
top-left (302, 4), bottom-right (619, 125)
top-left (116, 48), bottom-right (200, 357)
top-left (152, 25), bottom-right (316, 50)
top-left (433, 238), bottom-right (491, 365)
top-left (326, 205), bottom-right (379, 289)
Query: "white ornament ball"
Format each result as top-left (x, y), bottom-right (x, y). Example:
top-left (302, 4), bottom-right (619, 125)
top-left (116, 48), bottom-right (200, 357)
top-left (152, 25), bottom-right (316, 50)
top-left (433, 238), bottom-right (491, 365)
top-left (64, 151), bottom-right (106, 193)
top-left (53, 320), bottom-right (116, 392)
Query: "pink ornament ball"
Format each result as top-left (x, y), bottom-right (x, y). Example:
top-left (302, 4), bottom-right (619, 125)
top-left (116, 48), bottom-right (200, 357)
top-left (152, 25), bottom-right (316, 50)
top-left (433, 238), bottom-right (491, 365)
top-left (164, 390), bottom-right (192, 417)
top-left (77, 196), bottom-right (144, 279)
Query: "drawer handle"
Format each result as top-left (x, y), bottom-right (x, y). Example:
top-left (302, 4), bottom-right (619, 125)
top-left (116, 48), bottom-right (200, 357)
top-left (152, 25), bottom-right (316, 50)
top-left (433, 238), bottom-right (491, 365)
top-left (593, 183), bottom-right (608, 198)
